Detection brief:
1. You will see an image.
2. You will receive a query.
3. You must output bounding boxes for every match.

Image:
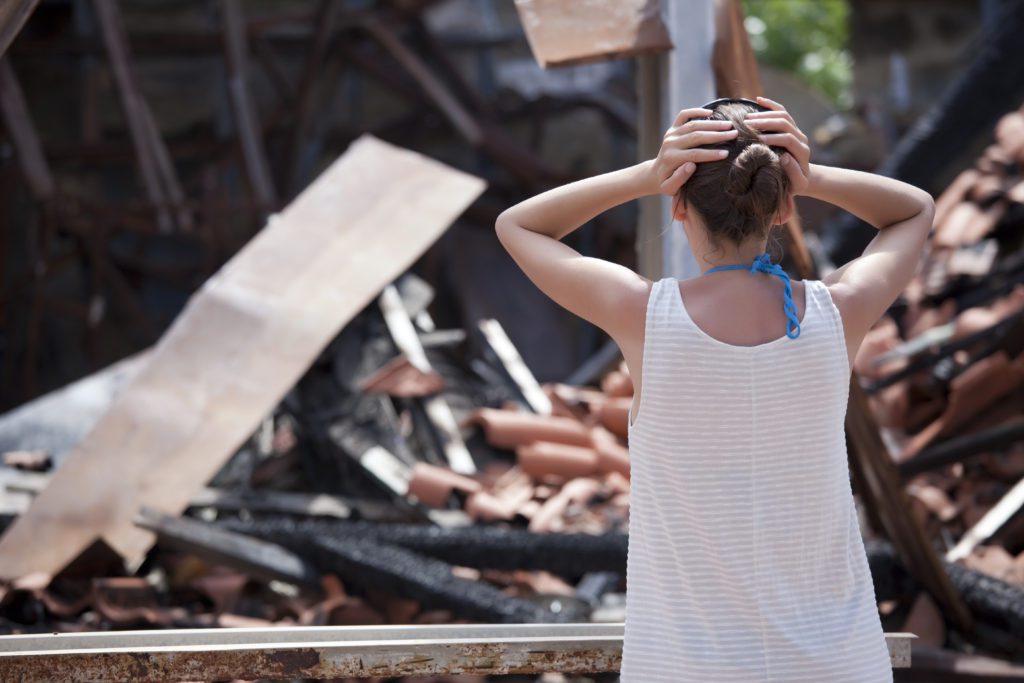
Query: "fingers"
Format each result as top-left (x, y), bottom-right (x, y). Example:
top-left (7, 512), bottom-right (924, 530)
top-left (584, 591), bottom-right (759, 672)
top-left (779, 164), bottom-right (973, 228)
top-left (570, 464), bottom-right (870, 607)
top-left (779, 152), bottom-right (809, 189)
top-left (665, 148), bottom-right (730, 164)
top-left (755, 95), bottom-right (785, 112)
top-left (671, 106), bottom-right (713, 127)
top-left (744, 116), bottom-right (808, 145)
top-left (663, 128), bottom-right (738, 148)
top-left (660, 161), bottom-right (696, 195)
top-left (653, 147), bottom-right (729, 188)
top-left (754, 132), bottom-right (810, 172)
top-left (664, 118), bottom-right (732, 140)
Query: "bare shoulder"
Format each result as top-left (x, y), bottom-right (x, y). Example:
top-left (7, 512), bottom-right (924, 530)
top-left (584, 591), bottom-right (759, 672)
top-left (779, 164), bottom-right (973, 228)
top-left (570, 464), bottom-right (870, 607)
top-left (819, 279), bottom-right (863, 371)
top-left (615, 275), bottom-right (656, 391)
top-left (618, 275), bottom-right (656, 343)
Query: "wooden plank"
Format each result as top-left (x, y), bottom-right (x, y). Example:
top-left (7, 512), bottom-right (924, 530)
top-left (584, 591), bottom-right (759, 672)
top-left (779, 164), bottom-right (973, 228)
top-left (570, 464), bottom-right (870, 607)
top-left (0, 135), bottom-right (485, 580)
top-left (0, 624), bottom-right (916, 681)
top-left (514, 0), bottom-right (673, 68)
top-left (0, 0), bottom-right (40, 58)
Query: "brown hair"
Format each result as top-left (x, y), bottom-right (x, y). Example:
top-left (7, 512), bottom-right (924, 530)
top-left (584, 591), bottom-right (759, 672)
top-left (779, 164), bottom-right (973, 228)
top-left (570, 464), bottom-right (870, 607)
top-left (677, 101), bottom-right (791, 254)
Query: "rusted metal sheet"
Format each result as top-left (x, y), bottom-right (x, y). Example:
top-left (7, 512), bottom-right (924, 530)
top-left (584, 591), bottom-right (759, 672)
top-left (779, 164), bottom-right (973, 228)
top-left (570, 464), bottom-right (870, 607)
top-left (514, 0), bottom-right (673, 68)
top-left (0, 623), bottom-right (915, 682)
top-left (0, 135), bottom-right (485, 580)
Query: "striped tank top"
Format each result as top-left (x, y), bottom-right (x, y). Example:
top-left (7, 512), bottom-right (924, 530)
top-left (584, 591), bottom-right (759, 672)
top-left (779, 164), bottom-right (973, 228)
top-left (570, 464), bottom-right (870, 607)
top-left (620, 277), bottom-right (893, 682)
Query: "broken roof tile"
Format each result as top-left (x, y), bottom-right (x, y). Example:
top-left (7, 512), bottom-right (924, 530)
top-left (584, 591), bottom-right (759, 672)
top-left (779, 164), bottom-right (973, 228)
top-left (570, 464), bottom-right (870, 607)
top-left (406, 462), bottom-right (482, 508)
top-left (516, 441), bottom-right (599, 481)
top-left (469, 407), bottom-right (593, 449)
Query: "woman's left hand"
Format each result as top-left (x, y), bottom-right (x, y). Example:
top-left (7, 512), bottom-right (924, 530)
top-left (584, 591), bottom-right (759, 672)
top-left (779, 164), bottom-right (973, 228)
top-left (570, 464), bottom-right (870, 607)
top-left (647, 107), bottom-right (737, 196)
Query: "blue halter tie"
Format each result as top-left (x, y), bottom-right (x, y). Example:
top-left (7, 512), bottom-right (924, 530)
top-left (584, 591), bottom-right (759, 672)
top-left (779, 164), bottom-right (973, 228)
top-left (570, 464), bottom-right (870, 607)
top-left (702, 251), bottom-right (801, 339)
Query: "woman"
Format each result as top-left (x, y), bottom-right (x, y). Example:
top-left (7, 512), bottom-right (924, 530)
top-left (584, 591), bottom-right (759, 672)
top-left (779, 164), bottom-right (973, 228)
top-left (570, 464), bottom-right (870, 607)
top-left (495, 96), bottom-right (934, 682)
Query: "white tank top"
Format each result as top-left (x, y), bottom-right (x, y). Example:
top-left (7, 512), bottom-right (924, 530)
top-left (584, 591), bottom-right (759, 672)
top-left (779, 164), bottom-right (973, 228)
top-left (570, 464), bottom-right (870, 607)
top-left (620, 277), bottom-right (893, 682)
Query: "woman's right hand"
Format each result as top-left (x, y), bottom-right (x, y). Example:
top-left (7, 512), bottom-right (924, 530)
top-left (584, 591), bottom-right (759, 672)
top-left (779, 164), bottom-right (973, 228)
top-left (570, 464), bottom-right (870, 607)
top-left (743, 96), bottom-right (812, 195)
top-left (647, 107), bottom-right (738, 196)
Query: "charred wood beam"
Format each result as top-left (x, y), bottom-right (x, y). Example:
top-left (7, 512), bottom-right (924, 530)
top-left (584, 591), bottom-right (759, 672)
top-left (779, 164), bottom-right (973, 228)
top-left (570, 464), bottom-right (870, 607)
top-left (0, 59), bottom-right (53, 199)
top-left (219, 518), bottom-right (568, 623)
top-left (250, 33), bottom-right (296, 104)
top-left (222, 0), bottom-right (278, 214)
top-left (899, 420), bottom-right (1024, 480)
top-left (0, 0), bottom-right (39, 58)
top-left (361, 19), bottom-right (482, 144)
top-left (359, 18), bottom-right (563, 190)
top-left (407, 14), bottom-right (491, 118)
top-left (134, 507), bottom-right (322, 589)
top-left (846, 380), bottom-right (974, 631)
top-left (93, 0), bottom-right (190, 233)
top-left (219, 517), bottom-right (628, 576)
top-left (867, 538), bottom-right (1024, 653)
top-left (283, 0), bottom-right (340, 196)
top-left (865, 310), bottom-right (1024, 394)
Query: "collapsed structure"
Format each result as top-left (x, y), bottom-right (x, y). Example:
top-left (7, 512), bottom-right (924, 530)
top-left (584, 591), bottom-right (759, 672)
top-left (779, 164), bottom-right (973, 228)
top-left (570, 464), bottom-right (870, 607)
top-left (0, 0), bottom-right (1022, 681)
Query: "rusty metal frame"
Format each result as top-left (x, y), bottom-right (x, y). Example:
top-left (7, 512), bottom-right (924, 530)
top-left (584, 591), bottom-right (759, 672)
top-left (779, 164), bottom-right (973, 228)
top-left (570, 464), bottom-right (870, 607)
top-left (0, 623), bottom-right (915, 682)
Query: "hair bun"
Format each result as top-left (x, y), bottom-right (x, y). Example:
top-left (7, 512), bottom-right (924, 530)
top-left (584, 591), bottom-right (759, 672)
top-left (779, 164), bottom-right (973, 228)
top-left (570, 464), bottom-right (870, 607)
top-left (724, 143), bottom-right (778, 198)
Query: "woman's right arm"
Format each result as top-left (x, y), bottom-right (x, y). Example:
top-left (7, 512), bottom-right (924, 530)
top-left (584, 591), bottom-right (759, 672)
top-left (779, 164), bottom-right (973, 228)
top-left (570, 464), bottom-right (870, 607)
top-left (801, 162), bottom-right (935, 344)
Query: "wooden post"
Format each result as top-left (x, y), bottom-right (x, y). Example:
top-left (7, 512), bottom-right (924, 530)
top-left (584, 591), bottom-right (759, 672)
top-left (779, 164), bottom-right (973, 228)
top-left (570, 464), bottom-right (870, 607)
top-left (636, 0), bottom-right (716, 280)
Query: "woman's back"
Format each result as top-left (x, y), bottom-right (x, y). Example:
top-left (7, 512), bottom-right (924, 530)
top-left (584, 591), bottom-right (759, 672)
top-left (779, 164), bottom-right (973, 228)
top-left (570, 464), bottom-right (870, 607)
top-left (620, 276), bottom-right (893, 682)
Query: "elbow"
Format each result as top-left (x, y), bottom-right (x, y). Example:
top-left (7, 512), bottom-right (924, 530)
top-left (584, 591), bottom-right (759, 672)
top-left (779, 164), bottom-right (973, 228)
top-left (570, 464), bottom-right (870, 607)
top-left (494, 210), bottom-right (517, 248)
top-left (917, 190), bottom-right (936, 217)
top-left (917, 191), bottom-right (936, 228)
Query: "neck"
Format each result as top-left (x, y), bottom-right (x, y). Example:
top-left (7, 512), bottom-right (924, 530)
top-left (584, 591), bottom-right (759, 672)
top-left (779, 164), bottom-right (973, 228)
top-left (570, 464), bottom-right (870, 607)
top-left (696, 241), bottom-right (768, 274)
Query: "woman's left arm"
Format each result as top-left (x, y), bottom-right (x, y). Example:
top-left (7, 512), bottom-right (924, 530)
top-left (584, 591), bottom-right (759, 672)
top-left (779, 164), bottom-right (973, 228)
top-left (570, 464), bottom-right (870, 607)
top-left (495, 108), bottom-right (735, 342)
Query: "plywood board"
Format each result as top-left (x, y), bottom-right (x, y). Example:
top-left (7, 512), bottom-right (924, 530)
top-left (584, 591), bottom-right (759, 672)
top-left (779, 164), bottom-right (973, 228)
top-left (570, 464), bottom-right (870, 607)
top-left (515, 0), bottom-right (672, 68)
top-left (0, 135), bottom-right (485, 579)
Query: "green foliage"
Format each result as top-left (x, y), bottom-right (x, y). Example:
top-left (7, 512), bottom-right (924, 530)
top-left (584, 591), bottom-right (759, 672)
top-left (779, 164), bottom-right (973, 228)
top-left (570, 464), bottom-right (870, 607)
top-left (741, 0), bottom-right (853, 109)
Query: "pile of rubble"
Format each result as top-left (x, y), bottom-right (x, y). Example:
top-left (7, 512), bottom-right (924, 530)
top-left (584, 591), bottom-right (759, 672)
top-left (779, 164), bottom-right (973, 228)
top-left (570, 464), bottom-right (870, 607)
top-left (852, 102), bottom-right (1024, 648)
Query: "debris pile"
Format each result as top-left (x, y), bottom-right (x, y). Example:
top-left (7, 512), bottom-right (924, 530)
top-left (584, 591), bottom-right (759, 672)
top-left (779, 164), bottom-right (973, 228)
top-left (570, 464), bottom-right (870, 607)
top-left (0, 286), bottom-right (637, 633)
top-left (853, 102), bottom-right (1024, 652)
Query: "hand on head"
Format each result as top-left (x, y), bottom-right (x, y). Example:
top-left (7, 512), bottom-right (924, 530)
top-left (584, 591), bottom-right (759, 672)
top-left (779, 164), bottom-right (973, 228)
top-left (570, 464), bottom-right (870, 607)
top-left (650, 96), bottom-right (811, 197)
top-left (743, 96), bottom-right (811, 195)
